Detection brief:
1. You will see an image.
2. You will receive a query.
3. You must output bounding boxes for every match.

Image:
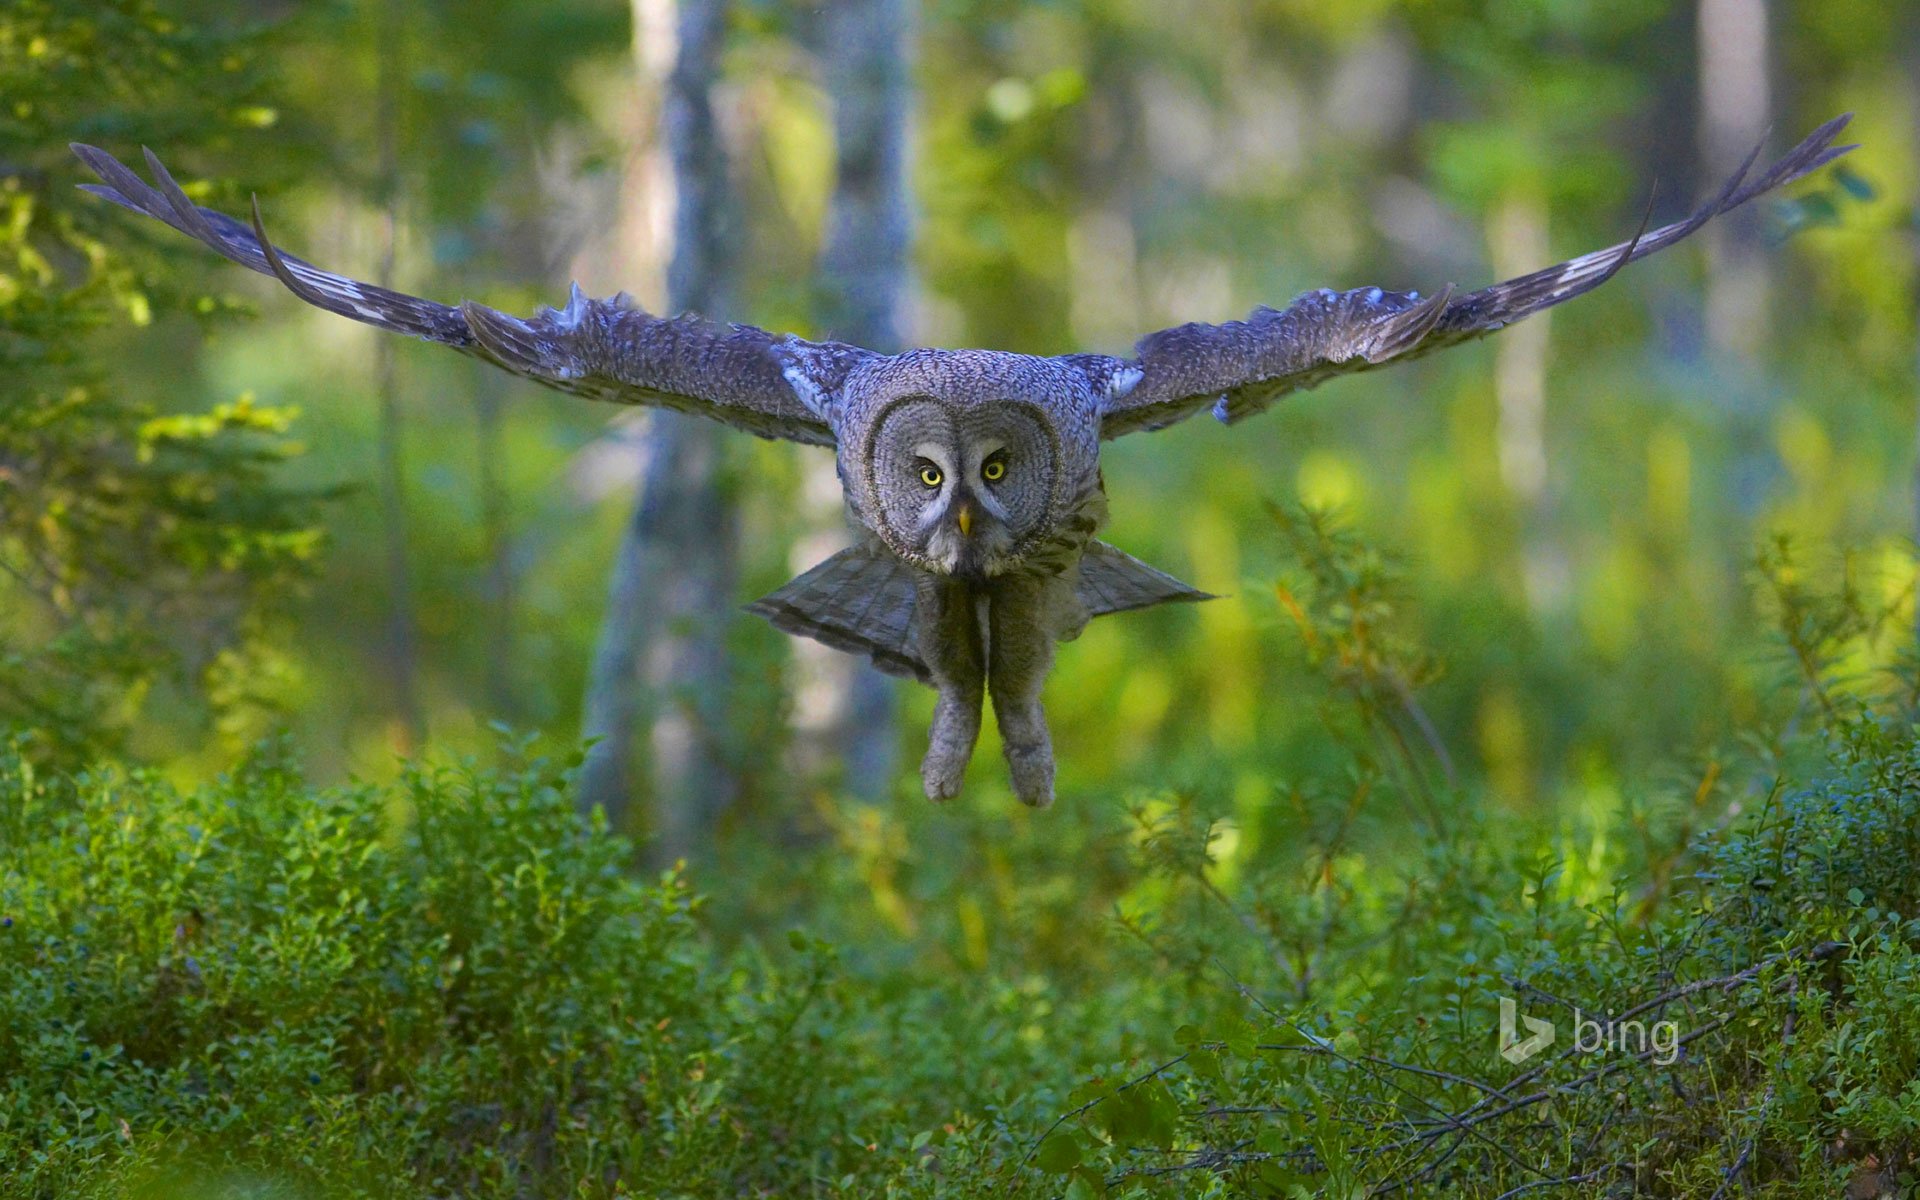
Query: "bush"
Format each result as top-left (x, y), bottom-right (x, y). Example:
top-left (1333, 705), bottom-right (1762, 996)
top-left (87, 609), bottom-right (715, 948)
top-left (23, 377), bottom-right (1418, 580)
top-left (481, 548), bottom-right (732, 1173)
top-left (0, 736), bottom-right (845, 1197)
top-left (4, 730), bottom-right (1918, 1199)
top-left (1005, 753), bottom-right (1920, 1199)
top-left (5, 520), bottom-right (1919, 1200)
top-left (1, 2), bottom-right (326, 766)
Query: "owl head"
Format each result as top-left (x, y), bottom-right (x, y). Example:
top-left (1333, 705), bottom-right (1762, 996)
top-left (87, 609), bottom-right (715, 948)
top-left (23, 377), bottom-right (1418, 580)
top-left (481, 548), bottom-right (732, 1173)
top-left (829, 350), bottom-right (1100, 579)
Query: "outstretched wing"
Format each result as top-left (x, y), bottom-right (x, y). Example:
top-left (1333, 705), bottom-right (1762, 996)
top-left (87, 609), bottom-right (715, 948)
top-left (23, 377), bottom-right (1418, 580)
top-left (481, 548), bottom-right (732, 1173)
top-left (1094, 114), bottom-right (1856, 439)
top-left (72, 145), bottom-right (860, 447)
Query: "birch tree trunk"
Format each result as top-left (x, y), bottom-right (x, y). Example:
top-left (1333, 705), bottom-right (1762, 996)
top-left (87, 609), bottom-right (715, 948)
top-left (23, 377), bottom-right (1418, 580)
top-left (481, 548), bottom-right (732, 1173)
top-left (1697, 0), bottom-right (1773, 359)
top-left (792, 0), bottom-right (913, 798)
top-left (579, 0), bottom-right (740, 857)
top-left (1489, 190), bottom-right (1566, 611)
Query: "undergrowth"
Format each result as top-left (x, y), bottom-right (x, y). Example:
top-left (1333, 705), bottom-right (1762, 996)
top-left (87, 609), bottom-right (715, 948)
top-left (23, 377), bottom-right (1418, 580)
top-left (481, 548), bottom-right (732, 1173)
top-left (3, 515), bottom-right (1918, 1198)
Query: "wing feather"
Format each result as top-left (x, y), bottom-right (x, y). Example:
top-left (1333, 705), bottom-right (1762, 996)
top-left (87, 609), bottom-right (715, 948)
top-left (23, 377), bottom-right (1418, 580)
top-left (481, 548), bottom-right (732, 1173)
top-left (73, 144), bottom-right (860, 446)
top-left (1096, 113), bottom-right (1856, 439)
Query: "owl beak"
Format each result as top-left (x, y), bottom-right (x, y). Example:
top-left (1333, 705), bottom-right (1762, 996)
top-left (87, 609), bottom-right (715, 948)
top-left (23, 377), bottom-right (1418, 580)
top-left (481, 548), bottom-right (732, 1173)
top-left (956, 502), bottom-right (974, 539)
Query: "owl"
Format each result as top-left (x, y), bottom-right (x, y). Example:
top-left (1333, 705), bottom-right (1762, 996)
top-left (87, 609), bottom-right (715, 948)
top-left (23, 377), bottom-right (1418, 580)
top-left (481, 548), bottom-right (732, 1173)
top-left (72, 114), bottom-right (1852, 807)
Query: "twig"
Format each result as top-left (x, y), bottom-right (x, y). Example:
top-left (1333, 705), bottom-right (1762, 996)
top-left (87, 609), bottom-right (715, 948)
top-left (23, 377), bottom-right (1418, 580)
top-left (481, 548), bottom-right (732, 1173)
top-left (1022, 1052), bottom-right (1187, 1166)
top-left (1390, 671), bottom-right (1457, 787)
top-left (1255, 1044), bottom-right (1511, 1101)
top-left (1707, 1138), bottom-right (1755, 1200)
top-left (1459, 940), bottom-right (1843, 1127)
top-left (1490, 1163), bottom-right (1633, 1200)
top-left (1233, 981), bottom-right (1548, 1185)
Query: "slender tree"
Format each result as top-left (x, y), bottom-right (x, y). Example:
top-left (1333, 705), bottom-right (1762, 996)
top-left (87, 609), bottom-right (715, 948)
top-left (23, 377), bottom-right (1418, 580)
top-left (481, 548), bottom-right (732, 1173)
top-left (1489, 187), bottom-right (1562, 611)
top-left (1910, 32), bottom-right (1920, 647)
top-left (471, 360), bottom-right (516, 720)
top-left (579, 0), bottom-right (740, 856)
top-left (1697, 0), bottom-right (1773, 358)
top-left (790, 0), bottom-right (914, 798)
top-left (372, 0), bottom-right (425, 747)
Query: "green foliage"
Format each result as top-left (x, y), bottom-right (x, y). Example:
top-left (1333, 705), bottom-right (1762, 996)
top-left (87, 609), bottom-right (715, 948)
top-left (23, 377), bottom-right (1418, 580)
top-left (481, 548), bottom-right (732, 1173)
top-left (0, 737), bottom-right (851, 1197)
top-left (7, 696), bottom-right (1920, 1196)
top-left (9, 516), bottom-right (1917, 1197)
top-left (0, 2), bottom-right (324, 764)
top-left (5, 1), bottom-right (1919, 1197)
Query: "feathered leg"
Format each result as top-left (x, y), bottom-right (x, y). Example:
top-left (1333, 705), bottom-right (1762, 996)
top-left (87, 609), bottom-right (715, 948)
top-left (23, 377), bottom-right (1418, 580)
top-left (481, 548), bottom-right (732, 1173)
top-left (914, 574), bottom-right (985, 801)
top-left (987, 574), bottom-right (1067, 808)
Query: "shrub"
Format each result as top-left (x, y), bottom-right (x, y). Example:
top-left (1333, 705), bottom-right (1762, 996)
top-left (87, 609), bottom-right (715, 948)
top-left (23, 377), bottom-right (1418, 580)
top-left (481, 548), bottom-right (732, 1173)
top-left (0, 736), bottom-right (845, 1197)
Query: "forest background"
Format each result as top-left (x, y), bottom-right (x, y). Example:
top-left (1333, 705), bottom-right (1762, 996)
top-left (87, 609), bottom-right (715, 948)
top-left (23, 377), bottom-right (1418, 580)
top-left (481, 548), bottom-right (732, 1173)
top-left (4, 1), bottom-right (1920, 1196)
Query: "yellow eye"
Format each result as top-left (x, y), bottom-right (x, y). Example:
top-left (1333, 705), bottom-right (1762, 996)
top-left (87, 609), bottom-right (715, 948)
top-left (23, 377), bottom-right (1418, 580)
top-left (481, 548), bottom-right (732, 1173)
top-left (919, 465), bottom-right (943, 488)
top-left (982, 459), bottom-right (1007, 482)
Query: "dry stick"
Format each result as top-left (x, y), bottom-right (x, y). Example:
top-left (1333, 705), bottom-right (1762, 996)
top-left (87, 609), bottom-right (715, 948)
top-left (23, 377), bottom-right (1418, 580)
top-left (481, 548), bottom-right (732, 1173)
top-left (1402, 1093), bottom-right (1634, 1197)
top-left (1231, 981), bottom-right (1551, 1187)
top-left (1489, 1163), bottom-right (1634, 1200)
top-left (1707, 981), bottom-right (1800, 1200)
top-left (1370, 1128), bottom-right (1470, 1197)
top-left (1389, 1000), bottom-right (1749, 1155)
top-left (1150, 941), bottom-right (1821, 1191)
top-left (1451, 940), bottom-right (1842, 1131)
top-left (1357, 940), bottom-right (1839, 1189)
top-left (1121, 1145), bottom-right (1287, 1182)
top-left (1708, 1139), bottom-right (1757, 1200)
top-left (1193, 1105), bottom-right (1389, 1128)
top-left (1253, 1045), bottom-right (1512, 1102)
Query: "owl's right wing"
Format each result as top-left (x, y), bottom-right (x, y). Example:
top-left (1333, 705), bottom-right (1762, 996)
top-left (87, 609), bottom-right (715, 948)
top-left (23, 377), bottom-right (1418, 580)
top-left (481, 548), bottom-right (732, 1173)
top-left (73, 145), bottom-right (869, 447)
top-left (1093, 113), bottom-right (1855, 440)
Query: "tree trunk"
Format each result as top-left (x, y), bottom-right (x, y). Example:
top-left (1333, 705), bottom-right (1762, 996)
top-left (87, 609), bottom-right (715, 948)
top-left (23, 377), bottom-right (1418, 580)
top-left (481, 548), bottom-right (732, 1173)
top-left (792, 0), bottom-right (914, 798)
top-left (372, 0), bottom-right (424, 749)
top-left (578, 0), bottom-right (740, 857)
top-left (1909, 36), bottom-right (1920, 651)
top-left (472, 359), bottom-right (516, 721)
top-left (1489, 190), bottom-right (1566, 611)
top-left (1697, 0), bottom-right (1773, 358)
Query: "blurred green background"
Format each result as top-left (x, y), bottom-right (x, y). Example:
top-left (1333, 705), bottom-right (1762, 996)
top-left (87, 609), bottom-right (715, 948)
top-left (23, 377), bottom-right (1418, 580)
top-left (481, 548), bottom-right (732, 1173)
top-left (14, 0), bottom-right (1909, 805)
top-left (4, 1), bottom-right (1919, 1195)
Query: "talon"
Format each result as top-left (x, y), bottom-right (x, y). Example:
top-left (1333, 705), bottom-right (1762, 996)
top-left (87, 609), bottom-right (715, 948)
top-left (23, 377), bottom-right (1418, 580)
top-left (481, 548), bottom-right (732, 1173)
top-left (1004, 740), bottom-right (1055, 808)
top-left (921, 752), bottom-right (966, 802)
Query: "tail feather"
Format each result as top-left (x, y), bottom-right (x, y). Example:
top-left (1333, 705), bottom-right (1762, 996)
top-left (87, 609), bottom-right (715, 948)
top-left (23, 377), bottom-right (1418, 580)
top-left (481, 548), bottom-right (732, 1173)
top-left (747, 546), bottom-right (929, 683)
top-left (1076, 540), bottom-right (1215, 616)
top-left (747, 540), bottom-right (1212, 686)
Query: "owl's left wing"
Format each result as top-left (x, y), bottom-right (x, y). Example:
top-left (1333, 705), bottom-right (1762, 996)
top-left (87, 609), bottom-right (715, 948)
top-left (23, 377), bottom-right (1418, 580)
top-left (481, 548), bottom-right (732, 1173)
top-left (72, 145), bottom-right (858, 446)
top-left (1094, 113), bottom-right (1855, 440)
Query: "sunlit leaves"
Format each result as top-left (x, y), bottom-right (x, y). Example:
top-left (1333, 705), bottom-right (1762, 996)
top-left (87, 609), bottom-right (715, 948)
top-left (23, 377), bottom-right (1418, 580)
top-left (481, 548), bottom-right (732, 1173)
top-left (0, 2), bottom-right (323, 765)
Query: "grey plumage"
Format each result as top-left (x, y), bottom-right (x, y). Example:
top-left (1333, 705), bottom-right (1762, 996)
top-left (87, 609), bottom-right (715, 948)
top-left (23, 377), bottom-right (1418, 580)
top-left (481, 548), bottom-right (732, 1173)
top-left (749, 539), bottom-right (1212, 687)
top-left (71, 113), bottom-right (1855, 807)
top-left (749, 543), bottom-right (930, 684)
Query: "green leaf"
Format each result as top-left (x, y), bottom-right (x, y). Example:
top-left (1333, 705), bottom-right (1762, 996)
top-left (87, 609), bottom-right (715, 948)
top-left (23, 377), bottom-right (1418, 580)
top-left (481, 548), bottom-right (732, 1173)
top-left (1187, 1048), bottom-right (1223, 1082)
top-left (1034, 1132), bottom-right (1083, 1174)
top-left (1833, 165), bottom-right (1876, 202)
top-left (1065, 1172), bottom-right (1104, 1200)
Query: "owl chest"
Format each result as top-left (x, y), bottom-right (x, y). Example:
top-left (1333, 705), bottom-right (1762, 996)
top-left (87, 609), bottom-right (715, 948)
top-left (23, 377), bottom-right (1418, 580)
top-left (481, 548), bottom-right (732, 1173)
top-left (1017, 474), bottom-right (1108, 580)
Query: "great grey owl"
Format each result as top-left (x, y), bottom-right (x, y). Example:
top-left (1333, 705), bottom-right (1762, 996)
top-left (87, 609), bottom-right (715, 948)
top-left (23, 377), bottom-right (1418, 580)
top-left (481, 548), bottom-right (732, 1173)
top-left (72, 114), bottom-right (1853, 807)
